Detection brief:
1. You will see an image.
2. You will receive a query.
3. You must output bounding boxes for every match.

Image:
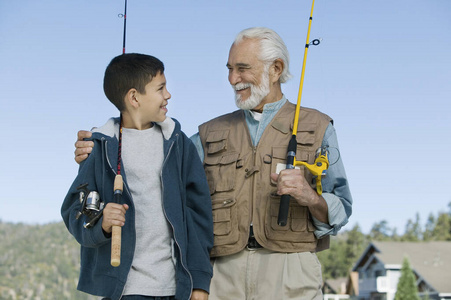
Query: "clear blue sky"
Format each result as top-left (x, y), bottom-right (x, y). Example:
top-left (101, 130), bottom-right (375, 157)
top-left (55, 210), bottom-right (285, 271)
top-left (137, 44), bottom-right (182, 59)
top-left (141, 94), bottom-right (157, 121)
top-left (1, 0), bottom-right (450, 234)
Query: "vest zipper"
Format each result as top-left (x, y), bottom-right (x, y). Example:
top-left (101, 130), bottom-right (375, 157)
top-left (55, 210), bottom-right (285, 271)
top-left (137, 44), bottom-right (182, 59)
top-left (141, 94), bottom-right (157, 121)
top-left (249, 146), bottom-right (258, 230)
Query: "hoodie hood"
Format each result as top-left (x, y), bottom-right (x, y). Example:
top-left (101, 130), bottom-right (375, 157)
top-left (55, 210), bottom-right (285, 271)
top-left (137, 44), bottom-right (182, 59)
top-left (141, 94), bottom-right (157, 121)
top-left (92, 117), bottom-right (176, 140)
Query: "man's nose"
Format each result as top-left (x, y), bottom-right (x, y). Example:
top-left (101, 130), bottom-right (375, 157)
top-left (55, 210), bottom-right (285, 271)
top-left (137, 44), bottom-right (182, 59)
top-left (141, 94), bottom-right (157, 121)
top-left (228, 70), bottom-right (241, 86)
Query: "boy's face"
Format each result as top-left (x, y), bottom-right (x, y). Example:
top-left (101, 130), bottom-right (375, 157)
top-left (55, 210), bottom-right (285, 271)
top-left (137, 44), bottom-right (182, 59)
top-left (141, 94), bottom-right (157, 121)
top-left (137, 72), bottom-right (171, 123)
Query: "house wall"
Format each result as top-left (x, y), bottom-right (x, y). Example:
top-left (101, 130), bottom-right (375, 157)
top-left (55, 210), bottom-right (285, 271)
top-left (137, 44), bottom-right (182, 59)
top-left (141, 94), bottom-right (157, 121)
top-left (356, 261), bottom-right (403, 300)
top-left (376, 270), bottom-right (400, 300)
top-left (357, 260), bottom-right (385, 299)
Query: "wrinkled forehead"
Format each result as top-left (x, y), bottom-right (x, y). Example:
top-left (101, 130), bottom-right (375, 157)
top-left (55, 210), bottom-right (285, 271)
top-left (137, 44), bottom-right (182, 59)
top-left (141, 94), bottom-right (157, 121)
top-left (227, 38), bottom-right (262, 66)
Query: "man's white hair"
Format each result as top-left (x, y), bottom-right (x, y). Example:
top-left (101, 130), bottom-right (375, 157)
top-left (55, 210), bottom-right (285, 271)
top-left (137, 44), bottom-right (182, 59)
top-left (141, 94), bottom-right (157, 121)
top-left (234, 27), bottom-right (292, 83)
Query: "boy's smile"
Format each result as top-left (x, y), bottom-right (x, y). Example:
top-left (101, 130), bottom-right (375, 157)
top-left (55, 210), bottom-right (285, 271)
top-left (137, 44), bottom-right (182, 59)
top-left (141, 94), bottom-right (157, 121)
top-left (136, 72), bottom-right (171, 127)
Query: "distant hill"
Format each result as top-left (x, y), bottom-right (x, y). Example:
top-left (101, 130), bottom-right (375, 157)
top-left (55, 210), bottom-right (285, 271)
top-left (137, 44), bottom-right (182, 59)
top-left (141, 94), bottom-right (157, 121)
top-left (0, 221), bottom-right (96, 299)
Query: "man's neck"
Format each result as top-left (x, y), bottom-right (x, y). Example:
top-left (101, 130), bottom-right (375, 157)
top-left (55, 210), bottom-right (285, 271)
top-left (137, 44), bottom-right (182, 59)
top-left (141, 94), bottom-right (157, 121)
top-left (252, 84), bottom-right (283, 113)
top-left (252, 93), bottom-right (283, 113)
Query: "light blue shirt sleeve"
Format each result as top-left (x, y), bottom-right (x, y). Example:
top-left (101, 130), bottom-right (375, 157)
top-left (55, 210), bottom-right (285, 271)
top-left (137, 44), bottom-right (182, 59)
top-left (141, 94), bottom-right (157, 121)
top-left (190, 132), bottom-right (204, 160)
top-left (312, 123), bottom-right (353, 238)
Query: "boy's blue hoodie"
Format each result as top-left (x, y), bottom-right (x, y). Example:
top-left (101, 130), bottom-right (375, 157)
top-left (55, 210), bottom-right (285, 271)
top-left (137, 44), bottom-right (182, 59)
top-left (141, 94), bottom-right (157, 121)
top-left (61, 117), bottom-right (213, 300)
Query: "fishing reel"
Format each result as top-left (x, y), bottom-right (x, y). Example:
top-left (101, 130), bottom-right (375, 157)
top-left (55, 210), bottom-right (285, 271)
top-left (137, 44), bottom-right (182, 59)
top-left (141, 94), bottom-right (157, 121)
top-left (76, 183), bottom-right (104, 228)
top-left (293, 146), bottom-right (329, 195)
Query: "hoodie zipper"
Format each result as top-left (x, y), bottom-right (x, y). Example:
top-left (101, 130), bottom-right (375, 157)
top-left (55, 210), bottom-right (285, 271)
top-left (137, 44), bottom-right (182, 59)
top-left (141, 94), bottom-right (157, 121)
top-left (161, 133), bottom-right (193, 300)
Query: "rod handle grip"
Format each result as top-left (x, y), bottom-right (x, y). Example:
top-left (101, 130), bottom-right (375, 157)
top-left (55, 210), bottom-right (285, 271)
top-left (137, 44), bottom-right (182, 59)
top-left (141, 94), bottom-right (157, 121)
top-left (277, 194), bottom-right (291, 226)
top-left (111, 225), bottom-right (121, 267)
top-left (111, 174), bottom-right (123, 267)
top-left (277, 135), bottom-right (297, 226)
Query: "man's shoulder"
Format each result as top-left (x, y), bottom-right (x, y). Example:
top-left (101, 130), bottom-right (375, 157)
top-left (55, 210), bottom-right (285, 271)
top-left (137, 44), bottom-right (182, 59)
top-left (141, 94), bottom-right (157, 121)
top-left (199, 109), bottom-right (243, 128)
top-left (299, 106), bottom-right (333, 123)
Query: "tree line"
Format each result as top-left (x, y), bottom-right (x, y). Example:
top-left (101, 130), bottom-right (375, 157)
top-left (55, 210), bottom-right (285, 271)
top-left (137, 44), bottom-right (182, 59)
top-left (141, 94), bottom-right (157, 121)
top-left (0, 202), bottom-right (450, 298)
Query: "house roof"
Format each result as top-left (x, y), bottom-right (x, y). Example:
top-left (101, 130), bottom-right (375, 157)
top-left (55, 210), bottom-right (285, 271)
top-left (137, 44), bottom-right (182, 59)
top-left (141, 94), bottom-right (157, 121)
top-left (353, 241), bottom-right (451, 294)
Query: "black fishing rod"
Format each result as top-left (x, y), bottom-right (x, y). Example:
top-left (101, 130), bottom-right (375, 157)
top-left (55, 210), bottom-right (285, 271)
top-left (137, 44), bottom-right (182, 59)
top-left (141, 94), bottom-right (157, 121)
top-left (119, 0), bottom-right (127, 54)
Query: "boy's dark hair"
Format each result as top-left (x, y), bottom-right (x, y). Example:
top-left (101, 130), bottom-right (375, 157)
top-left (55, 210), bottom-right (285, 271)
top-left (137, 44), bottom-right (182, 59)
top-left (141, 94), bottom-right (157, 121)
top-left (103, 53), bottom-right (165, 111)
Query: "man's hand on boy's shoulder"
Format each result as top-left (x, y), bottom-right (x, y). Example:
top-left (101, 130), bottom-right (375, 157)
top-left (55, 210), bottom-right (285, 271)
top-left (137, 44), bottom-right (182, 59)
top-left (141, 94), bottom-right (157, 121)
top-left (75, 130), bottom-right (94, 164)
top-left (191, 289), bottom-right (208, 300)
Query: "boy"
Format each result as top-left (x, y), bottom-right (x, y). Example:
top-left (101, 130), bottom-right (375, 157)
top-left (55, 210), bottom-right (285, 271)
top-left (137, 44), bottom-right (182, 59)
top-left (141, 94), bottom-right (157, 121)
top-left (61, 53), bottom-right (213, 300)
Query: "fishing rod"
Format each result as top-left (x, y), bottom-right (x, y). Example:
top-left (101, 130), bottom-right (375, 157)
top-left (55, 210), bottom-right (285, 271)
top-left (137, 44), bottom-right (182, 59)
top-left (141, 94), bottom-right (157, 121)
top-left (277, 0), bottom-right (329, 226)
top-left (119, 0), bottom-right (127, 54)
top-left (111, 0), bottom-right (127, 267)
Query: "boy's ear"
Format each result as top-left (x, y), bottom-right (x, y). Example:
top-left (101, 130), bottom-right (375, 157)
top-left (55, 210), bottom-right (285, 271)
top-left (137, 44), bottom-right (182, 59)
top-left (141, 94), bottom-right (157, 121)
top-left (125, 88), bottom-right (140, 109)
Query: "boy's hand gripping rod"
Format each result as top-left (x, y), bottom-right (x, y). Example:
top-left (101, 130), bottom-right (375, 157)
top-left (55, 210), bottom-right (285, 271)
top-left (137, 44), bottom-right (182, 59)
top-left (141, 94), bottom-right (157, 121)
top-left (277, 0), bottom-right (329, 226)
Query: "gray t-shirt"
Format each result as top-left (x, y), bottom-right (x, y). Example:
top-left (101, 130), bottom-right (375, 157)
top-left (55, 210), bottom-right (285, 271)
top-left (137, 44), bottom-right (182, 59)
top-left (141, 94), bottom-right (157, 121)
top-left (121, 125), bottom-right (176, 296)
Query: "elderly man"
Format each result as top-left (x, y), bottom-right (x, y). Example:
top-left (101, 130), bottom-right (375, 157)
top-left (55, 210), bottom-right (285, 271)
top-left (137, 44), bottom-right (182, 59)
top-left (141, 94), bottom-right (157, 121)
top-left (75, 27), bottom-right (352, 300)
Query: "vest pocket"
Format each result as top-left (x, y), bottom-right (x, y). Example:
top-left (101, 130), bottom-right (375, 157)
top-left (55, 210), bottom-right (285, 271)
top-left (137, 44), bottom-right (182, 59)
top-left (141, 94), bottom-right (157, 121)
top-left (211, 198), bottom-right (239, 246)
top-left (295, 123), bottom-right (317, 146)
top-left (264, 194), bottom-right (316, 243)
top-left (204, 152), bottom-right (239, 194)
top-left (271, 146), bottom-right (315, 188)
top-left (271, 146), bottom-right (312, 168)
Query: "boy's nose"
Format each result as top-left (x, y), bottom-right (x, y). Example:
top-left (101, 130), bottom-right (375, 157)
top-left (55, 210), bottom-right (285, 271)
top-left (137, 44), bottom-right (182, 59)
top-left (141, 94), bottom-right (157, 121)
top-left (165, 89), bottom-right (171, 100)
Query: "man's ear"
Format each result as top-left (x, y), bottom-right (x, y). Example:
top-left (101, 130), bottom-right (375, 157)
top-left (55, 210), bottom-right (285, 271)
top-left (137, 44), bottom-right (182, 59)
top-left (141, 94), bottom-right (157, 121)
top-left (270, 59), bottom-right (284, 83)
top-left (125, 88), bottom-right (139, 109)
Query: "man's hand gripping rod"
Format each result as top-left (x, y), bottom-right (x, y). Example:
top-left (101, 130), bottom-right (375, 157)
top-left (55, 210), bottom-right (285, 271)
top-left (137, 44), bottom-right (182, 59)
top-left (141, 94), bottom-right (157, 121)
top-left (277, 0), bottom-right (327, 226)
top-left (277, 139), bottom-right (329, 226)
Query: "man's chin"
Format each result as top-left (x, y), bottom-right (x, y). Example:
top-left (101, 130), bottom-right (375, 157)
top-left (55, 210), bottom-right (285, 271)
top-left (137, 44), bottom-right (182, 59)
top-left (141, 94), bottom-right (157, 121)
top-left (236, 98), bottom-right (260, 110)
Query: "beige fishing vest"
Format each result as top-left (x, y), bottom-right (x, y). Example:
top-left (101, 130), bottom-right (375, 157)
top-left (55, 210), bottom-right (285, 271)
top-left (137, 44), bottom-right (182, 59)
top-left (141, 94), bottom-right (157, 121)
top-left (199, 101), bottom-right (332, 257)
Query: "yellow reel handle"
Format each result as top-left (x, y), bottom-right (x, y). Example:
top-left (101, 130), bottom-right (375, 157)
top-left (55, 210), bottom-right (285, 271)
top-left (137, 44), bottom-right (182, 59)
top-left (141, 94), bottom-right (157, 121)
top-left (293, 154), bottom-right (329, 195)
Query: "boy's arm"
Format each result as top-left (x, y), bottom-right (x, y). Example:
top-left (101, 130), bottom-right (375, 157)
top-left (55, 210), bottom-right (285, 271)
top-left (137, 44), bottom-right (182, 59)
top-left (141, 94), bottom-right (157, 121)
top-left (184, 135), bottom-right (214, 294)
top-left (62, 142), bottom-right (110, 248)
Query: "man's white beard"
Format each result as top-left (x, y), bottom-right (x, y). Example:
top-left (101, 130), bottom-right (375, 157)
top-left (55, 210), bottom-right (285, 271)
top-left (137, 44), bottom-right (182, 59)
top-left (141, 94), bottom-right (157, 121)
top-left (233, 70), bottom-right (270, 110)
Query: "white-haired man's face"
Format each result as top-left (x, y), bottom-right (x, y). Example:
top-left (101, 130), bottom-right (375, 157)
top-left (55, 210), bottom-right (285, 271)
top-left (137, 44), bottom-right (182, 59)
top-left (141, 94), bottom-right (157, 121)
top-left (226, 38), bottom-right (271, 111)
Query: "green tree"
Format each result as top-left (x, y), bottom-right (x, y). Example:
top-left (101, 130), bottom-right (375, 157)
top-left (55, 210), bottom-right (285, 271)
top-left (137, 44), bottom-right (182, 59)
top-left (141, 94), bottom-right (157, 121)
top-left (317, 224), bottom-right (368, 280)
top-left (317, 235), bottom-right (348, 279)
top-left (343, 224), bottom-right (367, 268)
top-left (391, 227), bottom-right (401, 241)
top-left (423, 213), bottom-right (435, 241)
top-left (402, 213), bottom-right (422, 241)
top-left (431, 212), bottom-right (451, 241)
top-left (395, 257), bottom-right (420, 300)
top-left (369, 220), bottom-right (392, 240)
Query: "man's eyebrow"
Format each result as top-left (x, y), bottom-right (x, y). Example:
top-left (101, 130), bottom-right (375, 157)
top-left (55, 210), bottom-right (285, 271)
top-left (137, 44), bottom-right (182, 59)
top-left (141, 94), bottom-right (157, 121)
top-left (226, 63), bottom-right (251, 68)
